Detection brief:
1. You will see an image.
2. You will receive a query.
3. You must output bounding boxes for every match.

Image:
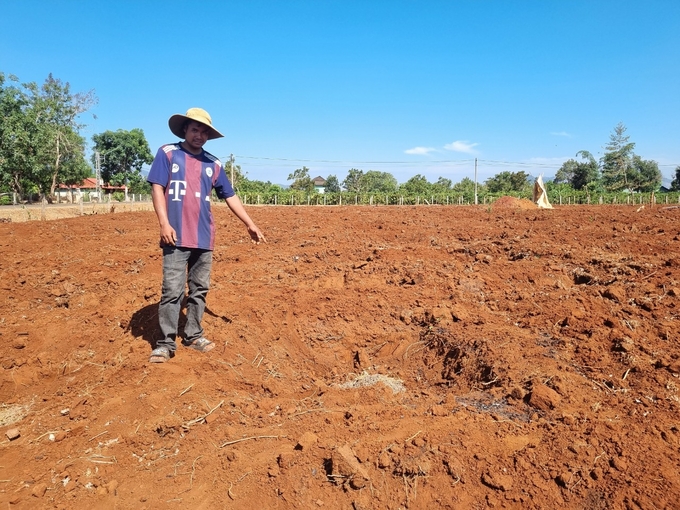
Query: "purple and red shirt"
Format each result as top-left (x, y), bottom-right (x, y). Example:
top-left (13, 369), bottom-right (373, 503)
top-left (147, 143), bottom-right (235, 250)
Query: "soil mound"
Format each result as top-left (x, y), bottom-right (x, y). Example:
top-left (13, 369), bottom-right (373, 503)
top-left (492, 195), bottom-right (538, 210)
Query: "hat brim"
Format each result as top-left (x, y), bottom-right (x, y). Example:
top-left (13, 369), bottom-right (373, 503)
top-left (168, 114), bottom-right (224, 140)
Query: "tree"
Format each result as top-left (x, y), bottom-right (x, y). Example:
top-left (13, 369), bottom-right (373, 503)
top-left (223, 158), bottom-right (246, 191)
top-left (92, 129), bottom-right (153, 192)
top-left (0, 73), bottom-right (97, 199)
top-left (400, 174), bottom-right (431, 195)
top-left (601, 122), bottom-right (635, 192)
top-left (671, 166), bottom-right (680, 191)
top-left (31, 74), bottom-right (97, 197)
top-left (342, 168), bottom-right (364, 192)
top-left (362, 170), bottom-right (398, 193)
top-left (432, 177), bottom-right (453, 193)
top-left (629, 156), bottom-right (661, 192)
top-left (485, 171), bottom-right (531, 194)
top-left (0, 73), bottom-right (35, 196)
top-left (554, 159), bottom-right (577, 185)
top-left (288, 166), bottom-right (314, 192)
top-left (239, 179), bottom-right (283, 193)
top-left (324, 174), bottom-right (341, 193)
top-left (450, 177), bottom-right (483, 201)
top-left (570, 150), bottom-right (599, 190)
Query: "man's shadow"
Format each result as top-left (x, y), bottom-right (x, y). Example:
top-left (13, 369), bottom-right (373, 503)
top-left (128, 300), bottom-right (232, 349)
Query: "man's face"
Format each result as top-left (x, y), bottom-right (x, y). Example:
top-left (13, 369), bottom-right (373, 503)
top-left (182, 121), bottom-right (210, 153)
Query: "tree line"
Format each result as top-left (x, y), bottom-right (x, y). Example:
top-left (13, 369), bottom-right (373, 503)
top-left (235, 123), bottom-right (680, 200)
top-left (2, 71), bottom-right (679, 205)
top-left (0, 72), bottom-right (153, 202)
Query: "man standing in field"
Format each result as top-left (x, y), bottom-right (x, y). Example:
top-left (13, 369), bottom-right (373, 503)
top-left (146, 108), bottom-right (266, 363)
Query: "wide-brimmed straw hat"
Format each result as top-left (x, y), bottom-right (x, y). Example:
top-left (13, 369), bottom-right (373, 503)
top-left (168, 107), bottom-right (224, 140)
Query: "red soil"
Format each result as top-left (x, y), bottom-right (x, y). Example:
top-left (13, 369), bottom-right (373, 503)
top-left (1, 203), bottom-right (679, 509)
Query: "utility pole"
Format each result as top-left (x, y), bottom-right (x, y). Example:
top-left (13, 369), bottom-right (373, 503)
top-left (230, 154), bottom-right (235, 187)
top-left (474, 158), bottom-right (478, 205)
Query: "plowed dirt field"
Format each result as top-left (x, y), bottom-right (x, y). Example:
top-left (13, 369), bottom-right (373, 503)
top-left (1, 200), bottom-right (679, 509)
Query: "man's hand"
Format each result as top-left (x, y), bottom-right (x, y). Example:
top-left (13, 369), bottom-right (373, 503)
top-left (248, 225), bottom-right (267, 244)
top-left (160, 223), bottom-right (177, 246)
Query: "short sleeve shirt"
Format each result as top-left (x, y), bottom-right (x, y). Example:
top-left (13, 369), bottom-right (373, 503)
top-left (147, 143), bottom-right (235, 250)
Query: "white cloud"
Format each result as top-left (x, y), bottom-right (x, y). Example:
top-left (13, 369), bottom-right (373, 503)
top-left (550, 131), bottom-right (572, 137)
top-left (404, 146), bottom-right (437, 155)
top-left (444, 140), bottom-right (479, 154)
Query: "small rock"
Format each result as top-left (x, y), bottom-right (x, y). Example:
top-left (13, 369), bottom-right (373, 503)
top-left (278, 452), bottom-right (293, 471)
top-left (562, 413), bottom-right (576, 426)
top-left (509, 387), bottom-right (525, 400)
top-left (107, 480), bottom-right (119, 495)
top-left (31, 483), bottom-right (47, 498)
top-left (528, 384), bottom-right (561, 411)
top-left (610, 456), bottom-right (628, 472)
top-left (602, 286), bottom-right (626, 303)
top-left (430, 405), bottom-right (449, 416)
top-left (54, 431), bottom-right (67, 442)
top-left (482, 471), bottom-right (513, 491)
top-left (6, 428), bottom-right (20, 441)
top-left (296, 431), bottom-right (318, 451)
top-left (555, 472), bottom-right (572, 487)
top-left (377, 451), bottom-right (391, 469)
top-left (330, 444), bottom-right (370, 489)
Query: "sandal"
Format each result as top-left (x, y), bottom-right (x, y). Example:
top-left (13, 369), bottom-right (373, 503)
top-left (149, 346), bottom-right (172, 363)
top-left (182, 337), bottom-right (215, 353)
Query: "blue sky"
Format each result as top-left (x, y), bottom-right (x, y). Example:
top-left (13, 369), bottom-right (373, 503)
top-left (1, 0), bottom-right (679, 185)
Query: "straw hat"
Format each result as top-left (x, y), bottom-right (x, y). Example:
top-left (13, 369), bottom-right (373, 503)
top-left (168, 108), bottom-right (224, 140)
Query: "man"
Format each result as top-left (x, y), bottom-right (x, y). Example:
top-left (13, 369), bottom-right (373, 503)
top-left (146, 107), bottom-right (266, 363)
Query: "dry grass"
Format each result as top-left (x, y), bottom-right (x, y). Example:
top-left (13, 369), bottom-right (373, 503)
top-left (0, 402), bottom-right (32, 427)
top-left (338, 372), bottom-right (406, 394)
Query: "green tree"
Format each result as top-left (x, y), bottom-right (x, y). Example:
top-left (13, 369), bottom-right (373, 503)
top-left (92, 129), bottom-right (153, 192)
top-left (432, 177), bottom-right (453, 193)
top-left (31, 74), bottom-right (97, 197)
top-left (324, 174), bottom-right (341, 193)
top-left (223, 158), bottom-right (246, 191)
top-left (342, 168), bottom-right (364, 192)
top-left (239, 179), bottom-right (283, 193)
top-left (0, 72), bottom-right (96, 199)
top-left (362, 170), bottom-right (398, 193)
top-left (571, 150), bottom-right (599, 190)
top-left (485, 171), bottom-right (531, 194)
top-left (0, 73), bottom-right (35, 196)
top-left (554, 159), bottom-right (577, 185)
top-left (671, 166), bottom-right (680, 191)
top-left (629, 155), bottom-right (661, 192)
top-left (400, 174), bottom-right (431, 194)
top-left (288, 166), bottom-right (314, 192)
top-left (601, 122), bottom-right (635, 192)
top-left (452, 177), bottom-right (479, 195)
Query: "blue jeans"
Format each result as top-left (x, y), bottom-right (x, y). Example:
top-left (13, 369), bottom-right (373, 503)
top-left (157, 247), bottom-right (213, 352)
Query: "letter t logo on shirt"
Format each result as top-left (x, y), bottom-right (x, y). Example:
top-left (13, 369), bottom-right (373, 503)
top-left (169, 180), bottom-right (187, 201)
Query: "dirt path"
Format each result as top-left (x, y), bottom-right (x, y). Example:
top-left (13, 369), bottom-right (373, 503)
top-left (1, 202), bottom-right (678, 509)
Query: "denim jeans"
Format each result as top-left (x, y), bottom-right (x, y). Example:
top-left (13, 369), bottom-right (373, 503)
top-left (157, 246), bottom-right (213, 352)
